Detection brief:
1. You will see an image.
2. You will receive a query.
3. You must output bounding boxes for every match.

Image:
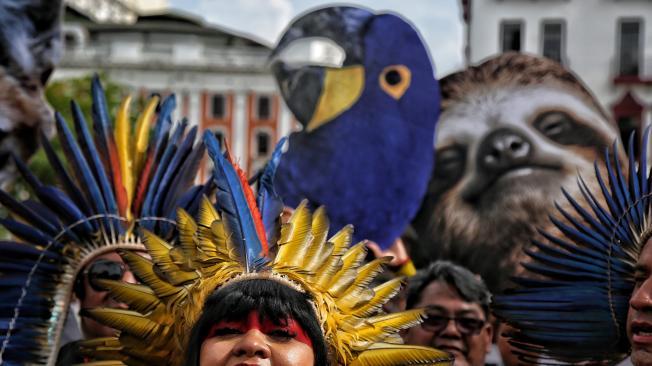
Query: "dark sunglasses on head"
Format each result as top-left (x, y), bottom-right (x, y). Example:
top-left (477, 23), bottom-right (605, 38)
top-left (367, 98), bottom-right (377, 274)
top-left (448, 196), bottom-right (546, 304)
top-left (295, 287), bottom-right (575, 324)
top-left (84, 259), bottom-right (127, 292)
top-left (421, 314), bottom-right (486, 335)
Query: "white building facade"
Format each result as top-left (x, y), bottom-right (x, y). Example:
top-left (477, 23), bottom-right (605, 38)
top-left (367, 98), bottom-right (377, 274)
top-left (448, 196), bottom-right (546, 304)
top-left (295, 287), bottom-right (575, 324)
top-left (54, 1), bottom-right (296, 176)
top-left (462, 0), bottom-right (652, 144)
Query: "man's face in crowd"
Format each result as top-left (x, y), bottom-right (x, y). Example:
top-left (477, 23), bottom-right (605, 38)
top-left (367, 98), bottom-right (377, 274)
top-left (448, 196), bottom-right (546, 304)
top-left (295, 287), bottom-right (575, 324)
top-left (403, 280), bottom-right (492, 366)
top-left (629, 238), bottom-right (652, 366)
top-left (78, 251), bottom-right (139, 338)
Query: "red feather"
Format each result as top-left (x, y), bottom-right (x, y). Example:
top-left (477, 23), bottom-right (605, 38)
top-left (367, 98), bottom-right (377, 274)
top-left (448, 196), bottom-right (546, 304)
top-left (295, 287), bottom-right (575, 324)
top-left (132, 147), bottom-right (156, 216)
top-left (224, 143), bottom-right (269, 256)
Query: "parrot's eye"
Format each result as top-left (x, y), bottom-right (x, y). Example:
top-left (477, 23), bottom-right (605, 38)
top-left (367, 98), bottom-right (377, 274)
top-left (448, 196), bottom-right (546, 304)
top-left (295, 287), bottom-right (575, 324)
top-left (379, 65), bottom-right (411, 100)
top-left (385, 70), bottom-right (402, 85)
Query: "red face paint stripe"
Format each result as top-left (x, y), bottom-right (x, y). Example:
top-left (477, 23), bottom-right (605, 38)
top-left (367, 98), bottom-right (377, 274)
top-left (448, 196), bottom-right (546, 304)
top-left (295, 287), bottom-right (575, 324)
top-left (204, 310), bottom-right (313, 348)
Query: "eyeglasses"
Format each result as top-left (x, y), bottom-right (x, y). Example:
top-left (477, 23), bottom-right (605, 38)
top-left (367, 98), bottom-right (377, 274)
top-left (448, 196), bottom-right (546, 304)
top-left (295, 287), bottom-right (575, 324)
top-left (421, 314), bottom-right (486, 335)
top-left (84, 259), bottom-right (127, 292)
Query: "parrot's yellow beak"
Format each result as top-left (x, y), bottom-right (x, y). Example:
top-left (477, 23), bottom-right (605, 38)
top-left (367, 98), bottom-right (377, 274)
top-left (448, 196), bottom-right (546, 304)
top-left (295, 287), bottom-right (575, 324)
top-left (306, 65), bottom-right (365, 132)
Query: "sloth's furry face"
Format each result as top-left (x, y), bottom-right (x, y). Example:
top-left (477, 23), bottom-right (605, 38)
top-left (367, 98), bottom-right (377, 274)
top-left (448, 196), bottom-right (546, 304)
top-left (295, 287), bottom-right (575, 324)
top-left (411, 83), bottom-right (621, 292)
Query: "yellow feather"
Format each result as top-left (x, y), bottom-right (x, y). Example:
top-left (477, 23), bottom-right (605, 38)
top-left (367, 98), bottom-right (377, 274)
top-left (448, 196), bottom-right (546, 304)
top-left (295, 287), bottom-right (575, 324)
top-left (274, 200), bottom-right (312, 267)
top-left (304, 241), bottom-right (334, 274)
top-left (77, 337), bottom-right (122, 349)
top-left (115, 95), bottom-right (134, 218)
top-left (354, 309), bottom-right (426, 343)
top-left (120, 251), bottom-right (186, 301)
top-left (310, 225), bottom-right (354, 288)
top-left (353, 277), bottom-right (405, 318)
top-left (350, 343), bottom-right (453, 366)
top-left (92, 279), bottom-right (161, 314)
top-left (327, 241), bottom-right (368, 296)
top-left (198, 195), bottom-right (220, 227)
top-left (338, 257), bottom-right (392, 309)
top-left (313, 255), bottom-right (343, 290)
top-left (75, 337), bottom-right (128, 364)
top-left (84, 308), bottom-right (160, 339)
top-left (328, 224), bottom-right (354, 257)
top-left (302, 207), bottom-right (330, 272)
top-left (142, 230), bottom-right (198, 285)
top-left (133, 95), bottom-right (159, 175)
top-left (211, 220), bottom-right (237, 261)
top-left (176, 208), bottom-right (198, 261)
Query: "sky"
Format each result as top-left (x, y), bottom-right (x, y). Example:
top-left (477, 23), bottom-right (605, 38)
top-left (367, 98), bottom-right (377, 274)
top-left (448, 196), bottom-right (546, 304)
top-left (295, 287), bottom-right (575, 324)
top-left (168, 0), bottom-right (465, 77)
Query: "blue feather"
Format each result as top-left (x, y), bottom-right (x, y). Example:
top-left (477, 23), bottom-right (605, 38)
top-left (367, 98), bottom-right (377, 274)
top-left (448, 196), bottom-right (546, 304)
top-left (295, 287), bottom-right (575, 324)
top-left (39, 131), bottom-right (91, 216)
top-left (11, 154), bottom-right (41, 191)
top-left (0, 190), bottom-right (58, 235)
top-left (34, 185), bottom-right (93, 235)
top-left (91, 75), bottom-right (115, 180)
top-left (71, 100), bottom-right (118, 216)
top-left (561, 187), bottom-right (610, 239)
top-left (153, 125), bottom-right (197, 215)
top-left (141, 121), bottom-right (187, 222)
top-left (153, 94), bottom-right (175, 151)
top-left (204, 131), bottom-right (267, 272)
top-left (162, 140), bottom-right (205, 217)
top-left (257, 138), bottom-right (286, 241)
top-left (611, 141), bottom-right (637, 225)
top-left (0, 219), bottom-right (52, 247)
top-left (55, 112), bottom-right (107, 217)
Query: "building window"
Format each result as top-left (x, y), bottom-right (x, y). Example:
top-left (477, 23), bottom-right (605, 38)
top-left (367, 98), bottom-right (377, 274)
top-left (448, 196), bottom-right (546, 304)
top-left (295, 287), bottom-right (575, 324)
top-left (542, 21), bottom-right (564, 64)
top-left (501, 21), bottom-right (523, 52)
top-left (618, 20), bottom-right (642, 76)
top-left (212, 94), bottom-right (226, 119)
top-left (214, 130), bottom-right (225, 148)
top-left (613, 91), bottom-right (644, 157)
top-left (257, 96), bottom-right (271, 120)
top-left (255, 131), bottom-right (271, 157)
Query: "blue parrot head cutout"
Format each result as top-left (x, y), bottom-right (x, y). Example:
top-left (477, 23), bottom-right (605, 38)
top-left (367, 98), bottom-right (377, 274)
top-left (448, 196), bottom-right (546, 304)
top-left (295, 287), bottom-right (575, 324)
top-left (270, 6), bottom-right (440, 133)
top-left (270, 6), bottom-right (441, 250)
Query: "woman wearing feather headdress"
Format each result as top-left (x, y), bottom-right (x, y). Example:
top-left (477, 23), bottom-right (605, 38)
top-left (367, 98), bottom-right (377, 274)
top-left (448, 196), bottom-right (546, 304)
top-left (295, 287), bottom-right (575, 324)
top-left (68, 132), bottom-right (454, 366)
top-left (0, 75), bottom-right (208, 365)
top-left (492, 130), bottom-right (652, 365)
top-left (185, 279), bottom-right (328, 365)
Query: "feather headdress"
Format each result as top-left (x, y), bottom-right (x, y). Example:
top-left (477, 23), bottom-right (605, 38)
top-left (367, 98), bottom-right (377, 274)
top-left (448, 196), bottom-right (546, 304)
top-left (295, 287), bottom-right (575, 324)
top-left (0, 76), bottom-right (208, 365)
top-left (493, 132), bottom-right (650, 364)
top-left (75, 132), bottom-right (453, 366)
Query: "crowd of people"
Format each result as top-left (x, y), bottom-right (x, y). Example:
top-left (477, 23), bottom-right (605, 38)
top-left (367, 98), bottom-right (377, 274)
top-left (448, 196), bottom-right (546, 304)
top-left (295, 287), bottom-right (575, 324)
top-left (2, 2), bottom-right (650, 366)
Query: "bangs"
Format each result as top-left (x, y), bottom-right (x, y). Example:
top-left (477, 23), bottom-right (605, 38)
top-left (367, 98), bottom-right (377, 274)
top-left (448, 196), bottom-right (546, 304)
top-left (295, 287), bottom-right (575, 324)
top-left (201, 278), bottom-right (312, 326)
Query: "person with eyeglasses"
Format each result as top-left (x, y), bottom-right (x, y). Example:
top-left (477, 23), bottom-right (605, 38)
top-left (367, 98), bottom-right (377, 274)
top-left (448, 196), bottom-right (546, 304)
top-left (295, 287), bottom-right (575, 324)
top-left (403, 261), bottom-right (493, 366)
top-left (56, 251), bottom-right (146, 365)
top-left (74, 252), bottom-right (143, 338)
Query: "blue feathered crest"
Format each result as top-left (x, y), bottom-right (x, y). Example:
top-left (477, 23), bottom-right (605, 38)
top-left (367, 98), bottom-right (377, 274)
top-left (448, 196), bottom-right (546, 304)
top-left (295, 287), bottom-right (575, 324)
top-left (204, 132), bottom-right (272, 272)
top-left (0, 76), bottom-right (208, 365)
top-left (494, 131), bottom-right (651, 364)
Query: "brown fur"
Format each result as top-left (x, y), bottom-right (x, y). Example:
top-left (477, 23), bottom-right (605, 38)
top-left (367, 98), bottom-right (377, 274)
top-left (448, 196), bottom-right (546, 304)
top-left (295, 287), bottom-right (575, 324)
top-left (440, 52), bottom-right (609, 120)
top-left (409, 53), bottom-right (623, 293)
top-left (0, 66), bottom-right (52, 185)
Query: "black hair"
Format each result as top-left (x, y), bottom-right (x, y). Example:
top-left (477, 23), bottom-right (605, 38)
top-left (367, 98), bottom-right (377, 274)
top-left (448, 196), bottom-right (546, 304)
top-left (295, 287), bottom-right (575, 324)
top-left (185, 278), bottom-right (329, 366)
top-left (406, 261), bottom-right (492, 317)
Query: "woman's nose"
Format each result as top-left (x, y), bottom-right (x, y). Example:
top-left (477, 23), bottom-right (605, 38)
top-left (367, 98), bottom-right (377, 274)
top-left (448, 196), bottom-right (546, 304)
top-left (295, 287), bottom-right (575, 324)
top-left (232, 329), bottom-right (272, 359)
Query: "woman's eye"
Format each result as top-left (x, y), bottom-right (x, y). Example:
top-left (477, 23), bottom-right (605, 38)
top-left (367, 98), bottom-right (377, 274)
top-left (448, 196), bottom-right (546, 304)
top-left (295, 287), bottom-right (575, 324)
top-left (211, 327), bottom-right (242, 337)
top-left (268, 329), bottom-right (296, 341)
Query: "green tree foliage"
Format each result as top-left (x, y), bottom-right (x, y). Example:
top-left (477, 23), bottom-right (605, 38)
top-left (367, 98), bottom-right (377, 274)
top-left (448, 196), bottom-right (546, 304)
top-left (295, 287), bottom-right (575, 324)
top-left (0, 74), bottom-right (128, 239)
top-left (32, 74), bottom-right (128, 185)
